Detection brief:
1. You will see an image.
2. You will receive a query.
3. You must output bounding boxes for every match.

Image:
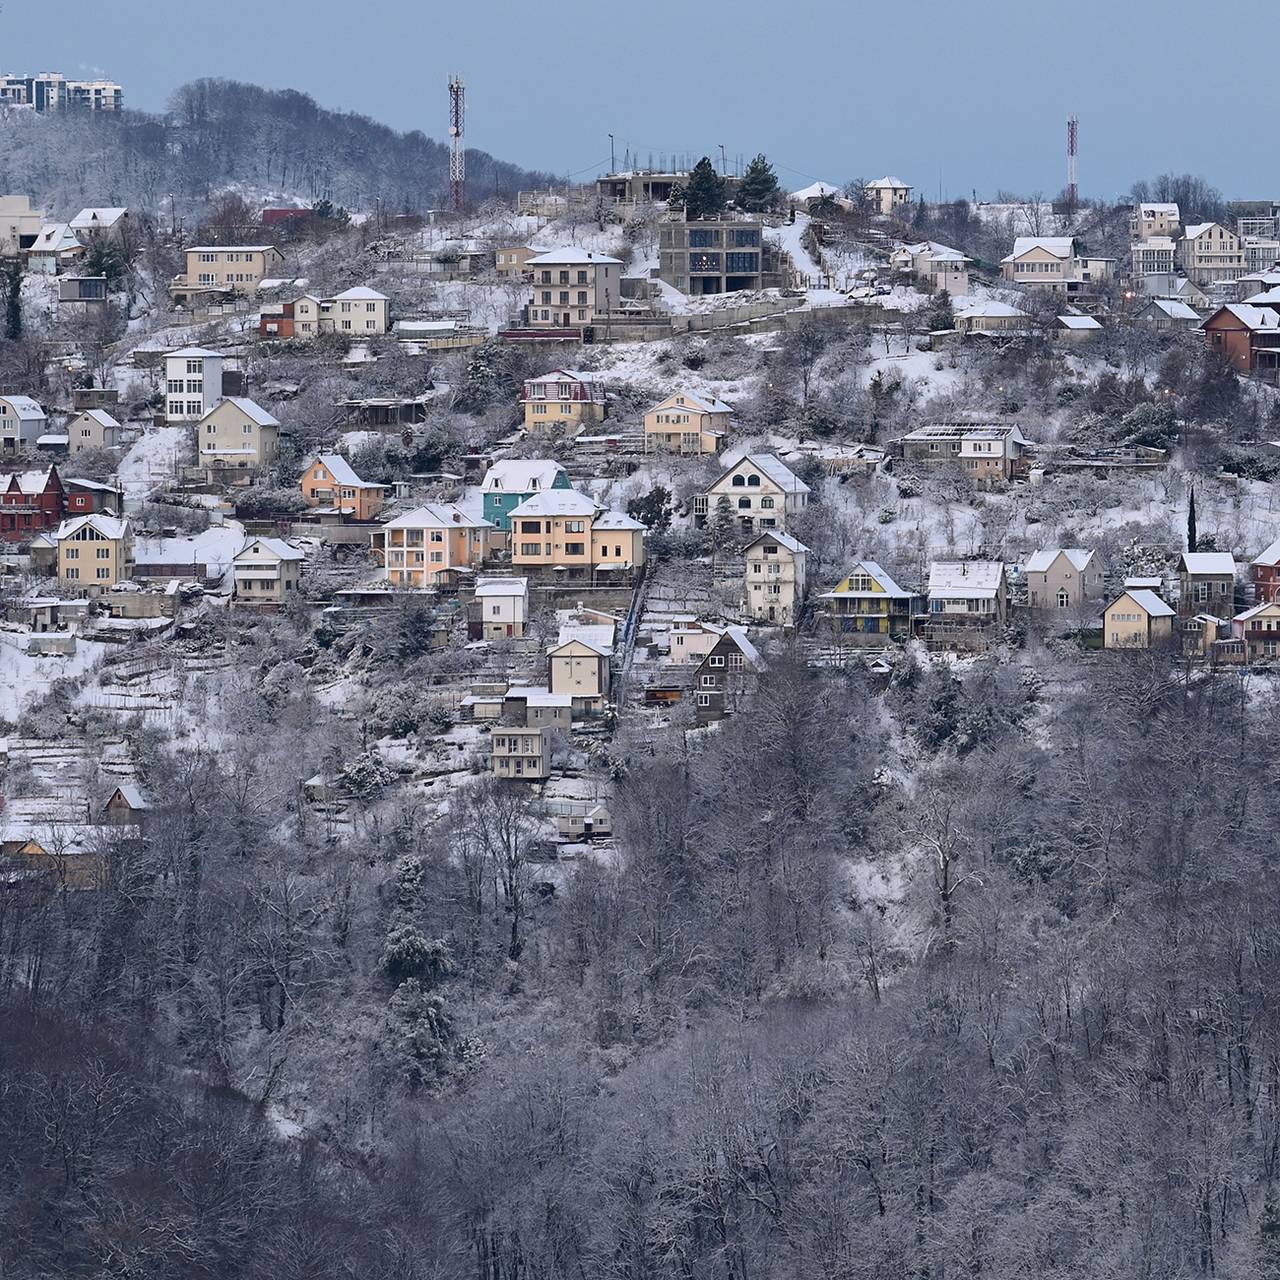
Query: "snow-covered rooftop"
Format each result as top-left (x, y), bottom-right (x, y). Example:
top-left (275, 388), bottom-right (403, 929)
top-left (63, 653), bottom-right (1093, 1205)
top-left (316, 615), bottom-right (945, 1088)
top-left (480, 459), bottom-right (567, 492)
top-left (928, 561), bottom-right (1004, 598)
top-left (1026, 548), bottom-right (1094, 574)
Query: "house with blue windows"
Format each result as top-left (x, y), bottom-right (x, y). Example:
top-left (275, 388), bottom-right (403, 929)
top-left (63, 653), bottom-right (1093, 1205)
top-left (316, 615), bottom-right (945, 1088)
top-left (480, 459), bottom-right (572, 531)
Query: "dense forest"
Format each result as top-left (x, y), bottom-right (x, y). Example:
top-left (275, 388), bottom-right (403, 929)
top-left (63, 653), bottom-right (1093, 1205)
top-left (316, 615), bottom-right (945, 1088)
top-left (0, 79), bottom-right (556, 219)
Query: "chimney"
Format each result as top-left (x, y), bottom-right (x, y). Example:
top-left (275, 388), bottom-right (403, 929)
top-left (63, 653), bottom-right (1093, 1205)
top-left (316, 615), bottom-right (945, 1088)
top-left (452, 510), bottom-right (461, 523)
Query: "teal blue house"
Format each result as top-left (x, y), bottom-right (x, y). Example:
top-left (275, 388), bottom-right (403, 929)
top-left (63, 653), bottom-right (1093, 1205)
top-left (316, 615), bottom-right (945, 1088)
top-left (481, 459), bottom-right (571, 531)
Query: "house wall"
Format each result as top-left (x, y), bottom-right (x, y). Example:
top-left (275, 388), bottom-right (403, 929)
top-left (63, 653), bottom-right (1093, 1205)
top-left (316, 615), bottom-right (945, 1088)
top-left (1203, 316), bottom-right (1257, 372)
top-left (384, 523), bottom-right (489, 586)
top-left (1105, 600), bottom-right (1173, 648)
top-left (527, 261), bottom-right (619, 327)
top-left (197, 400), bottom-right (278, 467)
top-left (58, 526), bottom-right (132, 588)
top-left (234, 549), bottom-right (301, 606)
top-left (745, 544), bottom-right (805, 625)
top-left (164, 353), bottom-right (223, 422)
top-left (67, 410), bottom-right (116, 453)
top-left (300, 459), bottom-right (384, 519)
top-left (182, 247), bottom-right (283, 290)
top-left (549, 643), bottom-right (608, 701)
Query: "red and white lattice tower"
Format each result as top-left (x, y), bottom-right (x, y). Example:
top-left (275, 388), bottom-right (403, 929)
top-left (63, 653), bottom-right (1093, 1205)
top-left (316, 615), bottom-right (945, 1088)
top-left (1066, 115), bottom-right (1078, 210)
top-left (449, 75), bottom-right (466, 213)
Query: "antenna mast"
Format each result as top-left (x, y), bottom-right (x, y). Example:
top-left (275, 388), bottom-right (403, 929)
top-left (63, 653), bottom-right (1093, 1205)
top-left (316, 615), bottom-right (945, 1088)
top-left (1066, 114), bottom-right (1078, 211)
top-left (449, 74), bottom-right (466, 213)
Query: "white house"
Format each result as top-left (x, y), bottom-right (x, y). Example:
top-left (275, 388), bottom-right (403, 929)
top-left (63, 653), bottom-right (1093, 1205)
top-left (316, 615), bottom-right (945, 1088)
top-left (475, 576), bottom-right (529, 639)
top-left (0, 395), bottom-right (47, 452)
top-left (233, 537), bottom-right (305, 607)
top-left (164, 347), bottom-right (224, 423)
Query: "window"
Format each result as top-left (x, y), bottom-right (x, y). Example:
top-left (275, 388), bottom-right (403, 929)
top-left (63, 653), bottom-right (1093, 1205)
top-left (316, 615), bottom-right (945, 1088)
top-left (430, 531), bottom-right (443, 543)
top-left (731, 474), bottom-right (745, 486)
top-left (65, 547), bottom-right (79, 559)
top-left (700, 674), bottom-right (717, 687)
top-left (65, 567), bottom-right (79, 579)
top-left (689, 252), bottom-right (721, 273)
top-left (520, 521), bottom-right (541, 534)
top-left (747, 474), bottom-right (760, 487)
top-left (565, 542), bottom-right (585, 556)
top-left (1057, 589), bottom-right (1070, 609)
top-left (186, 359), bottom-right (203, 375)
top-left (96, 567), bottom-right (110, 580)
top-left (726, 252), bottom-right (758, 273)
top-left (738, 497), bottom-right (751, 509)
top-left (520, 543), bottom-right (541, 556)
top-left (760, 497), bottom-right (774, 509)
top-left (696, 693), bottom-right (711, 707)
top-left (96, 547), bottom-right (110, 559)
top-left (709, 655), bottom-right (725, 667)
top-left (565, 520), bottom-right (585, 533)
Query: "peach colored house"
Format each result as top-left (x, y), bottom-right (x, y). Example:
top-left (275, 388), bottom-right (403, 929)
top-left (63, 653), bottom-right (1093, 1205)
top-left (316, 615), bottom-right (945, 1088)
top-left (509, 490), bottom-right (645, 581)
top-left (644, 391), bottom-right (732, 454)
top-left (300, 454), bottom-right (387, 520)
top-left (382, 503), bottom-right (493, 587)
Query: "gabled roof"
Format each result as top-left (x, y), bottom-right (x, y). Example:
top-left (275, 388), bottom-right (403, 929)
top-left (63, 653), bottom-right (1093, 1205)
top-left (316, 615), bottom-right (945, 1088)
top-left (553, 622), bottom-right (615, 657)
top-left (821, 561), bottom-right (912, 599)
top-left (1243, 287), bottom-right (1280, 306)
top-left (475, 576), bottom-right (528, 597)
top-left (30, 222), bottom-right (81, 253)
top-left (1058, 315), bottom-right (1102, 330)
top-left (310, 453), bottom-right (384, 488)
top-left (594, 509), bottom-right (646, 531)
top-left (712, 452), bottom-right (810, 495)
top-left (1025, 547), bottom-right (1095, 574)
top-left (744, 530), bottom-right (808, 554)
top-left (236, 536), bottom-right (305, 562)
top-left (1183, 222), bottom-right (1225, 240)
top-left (383, 503), bottom-right (492, 530)
top-left (866, 176), bottom-right (909, 189)
top-left (1003, 236), bottom-right (1075, 262)
top-left (1137, 203), bottom-right (1179, 217)
top-left (1202, 304), bottom-right (1280, 331)
top-left (331, 286), bottom-right (388, 301)
top-left (1251, 535), bottom-right (1280, 567)
top-left (654, 390), bottom-right (733, 415)
top-left (526, 247), bottom-right (622, 265)
top-left (480, 459), bottom-right (567, 492)
top-left (70, 207), bottom-right (127, 230)
top-left (1234, 600), bottom-right (1280, 623)
top-left (928, 561), bottom-right (1004, 598)
top-left (76, 408), bottom-right (121, 429)
top-left (208, 397), bottom-right (279, 427)
top-left (105, 782), bottom-right (148, 809)
top-left (1114, 588), bottom-right (1175, 618)
top-left (954, 300), bottom-right (1029, 319)
top-left (509, 490), bottom-right (599, 519)
top-left (185, 244), bottom-right (280, 253)
top-left (1180, 551), bottom-right (1236, 575)
top-left (524, 368), bottom-right (602, 385)
top-left (701, 625), bottom-right (763, 669)
top-left (166, 346), bottom-right (224, 359)
top-left (1141, 298), bottom-right (1200, 321)
top-left (54, 513), bottom-right (129, 541)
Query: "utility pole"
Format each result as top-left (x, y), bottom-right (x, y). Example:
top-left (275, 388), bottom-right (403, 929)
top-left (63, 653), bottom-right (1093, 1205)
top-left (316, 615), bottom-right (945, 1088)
top-left (448, 74), bottom-right (466, 214)
top-left (609, 133), bottom-right (615, 174)
top-left (719, 143), bottom-right (726, 176)
top-left (1066, 115), bottom-right (1079, 212)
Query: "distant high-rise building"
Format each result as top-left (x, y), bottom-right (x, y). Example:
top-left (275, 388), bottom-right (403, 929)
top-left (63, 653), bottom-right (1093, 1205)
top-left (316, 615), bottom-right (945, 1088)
top-left (0, 72), bottom-right (123, 113)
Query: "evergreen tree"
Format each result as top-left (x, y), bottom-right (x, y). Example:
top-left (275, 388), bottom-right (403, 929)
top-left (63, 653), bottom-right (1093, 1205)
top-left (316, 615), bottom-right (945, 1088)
top-left (2, 258), bottom-right (22, 341)
top-left (737, 153), bottom-right (780, 212)
top-left (627, 485), bottom-right (674, 533)
top-left (1187, 487), bottom-right (1197, 552)
top-left (925, 289), bottom-right (955, 331)
top-left (677, 157), bottom-right (727, 219)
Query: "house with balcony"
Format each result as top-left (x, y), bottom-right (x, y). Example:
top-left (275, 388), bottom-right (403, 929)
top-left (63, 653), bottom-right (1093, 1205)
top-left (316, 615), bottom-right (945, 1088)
top-left (1250, 535), bottom-right (1280, 604)
top-left (480, 459), bottom-right (571, 530)
top-left (1131, 236), bottom-right (1177, 281)
top-left (1000, 236), bottom-right (1114, 297)
top-left (232, 537), bottom-right (304, 608)
top-left (171, 245), bottom-right (287, 304)
top-left (525, 248), bottom-right (621, 328)
top-left (261, 286), bottom-right (390, 338)
top-left (659, 213), bottom-right (764, 295)
top-left (520, 370), bottom-right (607, 434)
top-left (1178, 223), bottom-right (1245, 285)
top-left (1178, 552), bottom-right (1236, 616)
top-left (381, 504), bottom-right (493, 588)
top-left (919, 561), bottom-right (1007, 652)
top-left (299, 454), bottom-right (387, 520)
top-left (1201, 303), bottom-right (1280, 376)
top-left (891, 241), bottom-right (971, 296)
top-left (195, 397), bottom-right (279, 475)
top-left (743, 531), bottom-right (807, 625)
top-left (818, 561), bottom-right (916, 641)
top-left (1232, 600), bottom-right (1280, 661)
top-left (695, 453), bottom-right (810, 534)
top-left (644, 391), bottom-right (732, 454)
top-left (508, 489), bottom-right (644, 583)
top-left (896, 422), bottom-right (1031, 482)
top-left (490, 726), bottom-right (551, 781)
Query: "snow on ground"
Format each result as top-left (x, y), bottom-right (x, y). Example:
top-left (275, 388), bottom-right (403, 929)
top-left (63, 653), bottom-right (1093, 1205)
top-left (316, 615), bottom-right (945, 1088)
top-left (134, 521), bottom-right (245, 578)
top-left (0, 635), bottom-right (109, 723)
top-left (117, 427), bottom-right (191, 507)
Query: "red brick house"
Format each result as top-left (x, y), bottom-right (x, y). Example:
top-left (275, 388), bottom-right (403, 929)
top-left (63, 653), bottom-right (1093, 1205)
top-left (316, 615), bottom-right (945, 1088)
top-left (1252, 536), bottom-right (1280, 603)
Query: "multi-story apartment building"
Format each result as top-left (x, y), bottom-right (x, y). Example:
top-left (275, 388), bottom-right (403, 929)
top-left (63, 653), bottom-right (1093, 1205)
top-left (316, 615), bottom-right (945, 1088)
top-left (164, 347), bottom-right (225, 423)
top-left (1131, 236), bottom-right (1177, 280)
top-left (694, 453), bottom-right (810, 533)
top-left (0, 195), bottom-right (43, 256)
top-left (1130, 202), bottom-right (1180, 240)
top-left (508, 490), bottom-right (645, 581)
top-left (172, 245), bottom-right (287, 302)
top-left (644, 391), bottom-right (732, 454)
top-left (1000, 237), bottom-right (1114, 296)
top-left (520, 370), bottom-right (607, 433)
top-left (659, 213), bottom-right (764, 295)
top-left (896, 422), bottom-right (1032, 483)
top-left (525, 248), bottom-right (621, 328)
top-left (232, 537), bottom-right (305, 607)
top-left (53, 513), bottom-right (133, 590)
top-left (1178, 223), bottom-right (1245, 284)
top-left (743, 531), bottom-right (808, 625)
top-left (0, 73), bottom-right (123, 112)
top-left (382, 504), bottom-right (493, 587)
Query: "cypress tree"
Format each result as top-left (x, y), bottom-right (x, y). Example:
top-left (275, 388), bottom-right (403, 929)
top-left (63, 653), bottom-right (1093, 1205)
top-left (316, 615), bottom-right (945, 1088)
top-left (1188, 487), bottom-right (1197, 552)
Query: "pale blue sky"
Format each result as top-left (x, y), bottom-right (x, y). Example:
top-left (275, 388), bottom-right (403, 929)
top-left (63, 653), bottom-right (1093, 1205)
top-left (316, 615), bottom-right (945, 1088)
top-left (2, 0), bottom-right (1272, 200)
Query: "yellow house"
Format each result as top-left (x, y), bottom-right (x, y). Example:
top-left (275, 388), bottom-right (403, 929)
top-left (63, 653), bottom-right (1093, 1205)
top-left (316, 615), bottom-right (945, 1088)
top-left (548, 620), bottom-right (615, 715)
top-left (521, 370), bottom-right (607, 433)
top-left (643, 391), bottom-right (732, 454)
top-left (54, 512), bottom-right (133, 589)
top-left (175, 245), bottom-right (286, 297)
top-left (67, 408), bottom-right (121, 453)
top-left (382, 503), bottom-right (493, 587)
top-left (508, 490), bottom-right (645, 581)
top-left (293, 286), bottom-right (390, 336)
top-left (1104, 589), bottom-right (1175, 649)
top-left (819, 560), bottom-right (915, 640)
top-left (490, 726), bottom-right (551, 781)
top-left (196, 397), bottom-right (280, 472)
top-left (496, 245), bottom-right (537, 277)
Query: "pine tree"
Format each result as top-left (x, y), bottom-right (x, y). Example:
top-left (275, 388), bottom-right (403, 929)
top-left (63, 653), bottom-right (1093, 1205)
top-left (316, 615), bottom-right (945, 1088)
top-left (737, 153), bottom-right (780, 212)
top-left (1188, 486), bottom-right (1198, 552)
top-left (926, 290), bottom-right (955, 331)
top-left (679, 157), bottom-right (727, 219)
top-left (2, 258), bottom-right (22, 341)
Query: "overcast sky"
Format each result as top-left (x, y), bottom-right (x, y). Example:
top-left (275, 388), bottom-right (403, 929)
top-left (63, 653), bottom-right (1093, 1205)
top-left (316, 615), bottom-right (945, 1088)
top-left (3, 0), bottom-right (1271, 201)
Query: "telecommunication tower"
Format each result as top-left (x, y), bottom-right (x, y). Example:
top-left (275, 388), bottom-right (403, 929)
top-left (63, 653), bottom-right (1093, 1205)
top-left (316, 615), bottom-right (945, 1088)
top-left (1066, 115), bottom-right (1078, 210)
top-left (449, 75), bottom-right (466, 213)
